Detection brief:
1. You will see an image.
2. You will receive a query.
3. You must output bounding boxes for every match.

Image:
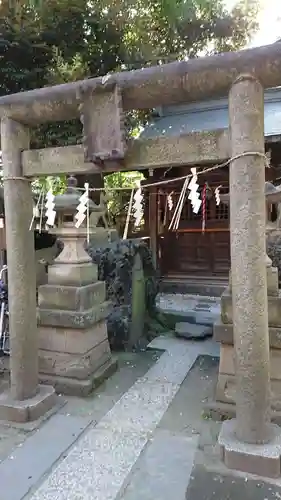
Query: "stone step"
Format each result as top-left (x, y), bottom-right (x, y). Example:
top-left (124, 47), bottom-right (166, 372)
top-left (160, 279), bottom-right (227, 297)
top-left (175, 322), bottom-right (213, 340)
top-left (158, 307), bottom-right (219, 328)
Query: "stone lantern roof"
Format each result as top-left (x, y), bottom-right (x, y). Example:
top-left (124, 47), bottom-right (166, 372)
top-left (54, 176), bottom-right (95, 214)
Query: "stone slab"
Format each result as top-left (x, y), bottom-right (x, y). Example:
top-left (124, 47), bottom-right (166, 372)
top-left (38, 300), bottom-right (111, 329)
top-left (185, 464), bottom-right (281, 500)
top-left (215, 372), bottom-right (281, 410)
top-left (39, 339), bottom-right (111, 380)
top-left (30, 385), bottom-right (180, 500)
top-left (194, 310), bottom-right (220, 326)
top-left (229, 265), bottom-right (279, 296)
top-left (214, 320), bottom-right (281, 348)
top-left (204, 399), bottom-right (281, 426)
top-left (219, 344), bottom-right (281, 381)
top-left (0, 414), bottom-right (92, 500)
top-left (29, 339), bottom-right (198, 500)
top-left (159, 309), bottom-right (219, 328)
top-left (39, 357), bottom-right (118, 397)
top-left (120, 430), bottom-right (198, 500)
top-left (221, 290), bottom-right (281, 326)
top-left (38, 321), bottom-right (108, 354)
top-left (175, 322), bottom-right (213, 340)
top-left (219, 419), bottom-right (281, 478)
top-left (156, 308), bottom-right (197, 328)
top-left (48, 261), bottom-right (98, 287)
top-left (0, 385), bottom-right (56, 423)
top-left (38, 281), bottom-right (106, 312)
top-left (215, 345), bottom-right (281, 409)
top-left (148, 335), bottom-right (220, 358)
top-left (194, 303), bottom-right (212, 310)
top-left (145, 344), bottom-right (202, 385)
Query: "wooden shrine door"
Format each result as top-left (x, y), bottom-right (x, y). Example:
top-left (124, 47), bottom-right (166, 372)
top-left (158, 177), bottom-right (230, 278)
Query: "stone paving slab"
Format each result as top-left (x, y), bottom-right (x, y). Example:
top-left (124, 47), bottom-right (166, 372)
top-left (0, 414), bottom-right (92, 500)
top-left (120, 430), bottom-right (198, 500)
top-left (28, 338), bottom-right (208, 500)
top-left (185, 464), bottom-right (281, 500)
top-left (148, 335), bottom-right (220, 358)
top-left (59, 351), bottom-right (161, 420)
top-left (156, 293), bottom-right (221, 328)
top-left (175, 322), bottom-right (213, 340)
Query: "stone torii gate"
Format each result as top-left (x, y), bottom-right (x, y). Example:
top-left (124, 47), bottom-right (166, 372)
top-left (1, 43), bottom-right (281, 476)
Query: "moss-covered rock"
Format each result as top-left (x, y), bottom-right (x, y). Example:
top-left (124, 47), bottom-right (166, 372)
top-left (87, 238), bottom-right (159, 350)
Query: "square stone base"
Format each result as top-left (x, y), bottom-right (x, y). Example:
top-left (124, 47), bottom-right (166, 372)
top-left (216, 344), bottom-right (281, 410)
top-left (214, 321), bottom-right (281, 349)
top-left (39, 357), bottom-right (117, 396)
top-left (0, 385), bottom-right (56, 423)
top-left (229, 265), bottom-right (279, 296)
top-left (203, 399), bottom-right (281, 426)
top-left (38, 321), bottom-right (117, 396)
top-left (219, 419), bottom-right (281, 478)
top-left (221, 289), bottom-right (281, 326)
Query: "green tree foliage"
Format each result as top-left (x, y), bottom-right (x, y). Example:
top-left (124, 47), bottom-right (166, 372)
top-left (0, 0), bottom-right (260, 203)
top-left (0, 2), bottom-right (52, 95)
top-left (1, 0), bottom-right (260, 130)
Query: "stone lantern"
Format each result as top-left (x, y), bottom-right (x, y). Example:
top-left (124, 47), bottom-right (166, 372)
top-left (47, 175), bottom-right (97, 287)
top-left (37, 176), bottom-right (117, 396)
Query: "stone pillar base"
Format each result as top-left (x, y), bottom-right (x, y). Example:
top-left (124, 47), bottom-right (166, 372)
top-left (219, 419), bottom-right (281, 478)
top-left (39, 357), bottom-right (117, 397)
top-left (215, 344), bottom-right (281, 409)
top-left (0, 385), bottom-right (56, 423)
top-left (38, 319), bottom-right (117, 397)
top-left (203, 399), bottom-right (281, 426)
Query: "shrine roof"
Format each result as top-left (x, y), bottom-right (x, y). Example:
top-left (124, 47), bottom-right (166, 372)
top-left (140, 86), bottom-right (281, 140)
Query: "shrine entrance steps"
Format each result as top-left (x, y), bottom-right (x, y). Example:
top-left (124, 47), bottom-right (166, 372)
top-left (156, 292), bottom-right (221, 340)
top-left (160, 276), bottom-right (228, 298)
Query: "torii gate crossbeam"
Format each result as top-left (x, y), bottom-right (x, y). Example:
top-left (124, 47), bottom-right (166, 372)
top-left (0, 43), bottom-right (281, 125)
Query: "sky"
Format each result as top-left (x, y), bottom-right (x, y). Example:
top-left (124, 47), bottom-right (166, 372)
top-left (226, 0), bottom-right (281, 47)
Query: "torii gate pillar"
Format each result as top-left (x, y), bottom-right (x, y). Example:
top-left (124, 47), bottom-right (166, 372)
top-left (219, 75), bottom-right (281, 477)
top-left (0, 118), bottom-right (55, 422)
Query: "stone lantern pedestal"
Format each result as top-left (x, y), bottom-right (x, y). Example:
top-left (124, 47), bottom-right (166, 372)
top-left (37, 177), bottom-right (117, 396)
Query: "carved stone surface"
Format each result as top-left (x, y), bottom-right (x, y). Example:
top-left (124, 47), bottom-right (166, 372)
top-left (79, 84), bottom-right (126, 165)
